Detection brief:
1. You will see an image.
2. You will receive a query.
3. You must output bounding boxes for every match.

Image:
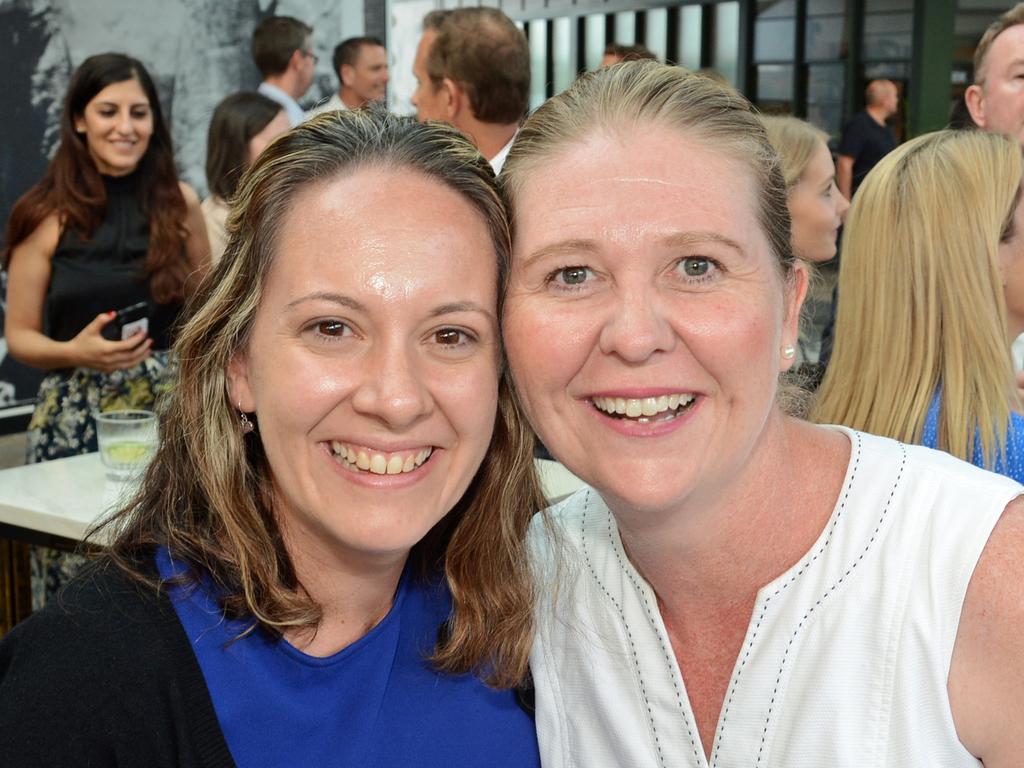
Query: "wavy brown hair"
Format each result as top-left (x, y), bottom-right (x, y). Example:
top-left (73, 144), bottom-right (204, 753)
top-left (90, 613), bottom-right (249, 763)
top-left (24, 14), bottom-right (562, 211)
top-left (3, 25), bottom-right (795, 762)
top-left (96, 108), bottom-right (544, 688)
top-left (3, 53), bottom-right (189, 303)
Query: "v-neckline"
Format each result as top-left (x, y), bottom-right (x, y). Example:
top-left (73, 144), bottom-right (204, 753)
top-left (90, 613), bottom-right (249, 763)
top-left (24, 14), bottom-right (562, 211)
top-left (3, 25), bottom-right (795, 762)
top-left (590, 426), bottom-right (862, 767)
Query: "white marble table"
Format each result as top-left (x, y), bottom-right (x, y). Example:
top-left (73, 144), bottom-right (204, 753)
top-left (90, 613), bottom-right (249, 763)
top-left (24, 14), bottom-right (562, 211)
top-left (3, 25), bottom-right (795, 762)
top-left (0, 453), bottom-right (585, 545)
top-left (0, 453), bottom-right (131, 544)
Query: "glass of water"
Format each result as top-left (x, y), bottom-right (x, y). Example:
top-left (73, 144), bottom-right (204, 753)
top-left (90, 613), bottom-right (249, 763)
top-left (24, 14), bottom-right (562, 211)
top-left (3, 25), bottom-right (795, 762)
top-left (94, 409), bottom-right (158, 482)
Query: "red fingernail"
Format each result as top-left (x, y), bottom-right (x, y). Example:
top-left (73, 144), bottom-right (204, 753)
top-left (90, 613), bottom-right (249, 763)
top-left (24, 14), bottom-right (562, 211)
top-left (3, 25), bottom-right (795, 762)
top-left (107, 310), bottom-right (116, 318)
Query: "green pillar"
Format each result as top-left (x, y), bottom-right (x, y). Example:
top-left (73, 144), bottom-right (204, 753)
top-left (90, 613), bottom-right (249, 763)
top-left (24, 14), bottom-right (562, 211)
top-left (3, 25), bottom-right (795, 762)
top-left (910, 0), bottom-right (955, 136)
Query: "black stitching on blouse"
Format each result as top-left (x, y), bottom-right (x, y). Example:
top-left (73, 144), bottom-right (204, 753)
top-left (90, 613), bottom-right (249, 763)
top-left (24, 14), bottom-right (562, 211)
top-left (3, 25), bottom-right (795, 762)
top-left (753, 439), bottom-right (905, 766)
top-left (711, 431), bottom-right (864, 767)
top-left (581, 489), bottom-right (675, 768)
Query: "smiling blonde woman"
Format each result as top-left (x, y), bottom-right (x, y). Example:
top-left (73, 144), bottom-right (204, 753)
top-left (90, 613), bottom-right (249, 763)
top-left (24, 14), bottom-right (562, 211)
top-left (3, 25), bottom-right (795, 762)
top-left (502, 62), bottom-right (1024, 767)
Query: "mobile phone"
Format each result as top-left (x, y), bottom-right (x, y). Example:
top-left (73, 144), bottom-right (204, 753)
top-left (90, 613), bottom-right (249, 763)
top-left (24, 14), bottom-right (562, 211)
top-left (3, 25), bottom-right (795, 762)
top-left (102, 301), bottom-right (150, 341)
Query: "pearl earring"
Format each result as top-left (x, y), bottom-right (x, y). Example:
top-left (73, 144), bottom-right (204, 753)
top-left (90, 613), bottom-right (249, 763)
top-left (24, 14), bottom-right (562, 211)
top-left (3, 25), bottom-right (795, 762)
top-left (782, 345), bottom-right (796, 360)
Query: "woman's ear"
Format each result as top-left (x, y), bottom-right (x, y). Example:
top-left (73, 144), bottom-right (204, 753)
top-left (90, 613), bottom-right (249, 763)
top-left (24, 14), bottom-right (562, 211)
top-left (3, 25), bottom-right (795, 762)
top-left (780, 261), bottom-right (809, 371)
top-left (227, 350), bottom-right (255, 411)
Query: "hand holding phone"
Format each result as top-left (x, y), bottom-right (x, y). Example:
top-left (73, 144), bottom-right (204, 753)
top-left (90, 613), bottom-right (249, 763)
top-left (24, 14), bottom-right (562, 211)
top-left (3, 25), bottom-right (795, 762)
top-left (101, 301), bottom-right (150, 342)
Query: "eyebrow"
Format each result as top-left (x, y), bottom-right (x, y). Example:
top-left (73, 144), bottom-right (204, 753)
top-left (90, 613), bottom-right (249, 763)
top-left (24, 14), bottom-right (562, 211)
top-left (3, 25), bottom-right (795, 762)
top-left (286, 291), bottom-right (366, 312)
top-left (285, 292), bottom-right (496, 321)
top-left (521, 231), bottom-right (745, 267)
top-left (660, 231), bottom-right (746, 254)
top-left (519, 239), bottom-right (602, 271)
top-left (95, 101), bottom-right (150, 109)
top-left (429, 301), bottom-right (495, 320)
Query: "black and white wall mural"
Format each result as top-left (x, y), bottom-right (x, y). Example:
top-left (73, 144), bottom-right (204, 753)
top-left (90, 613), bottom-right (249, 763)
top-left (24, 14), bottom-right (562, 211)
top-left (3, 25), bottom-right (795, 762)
top-left (0, 0), bottom-right (373, 423)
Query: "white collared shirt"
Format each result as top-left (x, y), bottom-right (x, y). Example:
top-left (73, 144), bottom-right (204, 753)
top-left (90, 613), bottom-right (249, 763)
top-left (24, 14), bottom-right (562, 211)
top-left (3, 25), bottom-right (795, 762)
top-left (488, 132), bottom-right (517, 175)
top-left (305, 92), bottom-right (347, 120)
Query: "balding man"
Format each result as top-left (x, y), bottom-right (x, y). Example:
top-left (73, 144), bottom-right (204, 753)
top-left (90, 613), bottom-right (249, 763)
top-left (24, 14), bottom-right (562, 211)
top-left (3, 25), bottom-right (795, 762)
top-left (966, 4), bottom-right (1024, 146)
top-left (965, 5), bottom-right (1024, 397)
top-left (836, 79), bottom-right (899, 200)
top-left (411, 8), bottom-right (529, 173)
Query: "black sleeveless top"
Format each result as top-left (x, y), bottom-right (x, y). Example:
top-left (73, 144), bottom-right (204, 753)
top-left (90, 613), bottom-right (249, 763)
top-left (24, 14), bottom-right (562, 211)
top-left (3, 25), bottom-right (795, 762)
top-left (46, 172), bottom-right (182, 351)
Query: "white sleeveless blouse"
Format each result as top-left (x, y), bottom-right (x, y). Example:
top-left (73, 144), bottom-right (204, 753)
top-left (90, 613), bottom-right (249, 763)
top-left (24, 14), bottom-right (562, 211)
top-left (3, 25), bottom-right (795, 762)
top-left (528, 428), bottom-right (1021, 768)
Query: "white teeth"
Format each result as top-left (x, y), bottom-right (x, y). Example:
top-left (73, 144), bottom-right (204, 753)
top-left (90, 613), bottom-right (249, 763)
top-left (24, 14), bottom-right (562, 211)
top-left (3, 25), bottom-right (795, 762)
top-left (593, 393), bottom-right (696, 419)
top-left (330, 442), bottom-right (433, 475)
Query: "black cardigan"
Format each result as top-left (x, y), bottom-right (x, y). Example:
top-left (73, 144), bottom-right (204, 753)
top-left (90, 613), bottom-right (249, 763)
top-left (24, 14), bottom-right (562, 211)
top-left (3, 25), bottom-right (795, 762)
top-left (0, 561), bottom-right (235, 767)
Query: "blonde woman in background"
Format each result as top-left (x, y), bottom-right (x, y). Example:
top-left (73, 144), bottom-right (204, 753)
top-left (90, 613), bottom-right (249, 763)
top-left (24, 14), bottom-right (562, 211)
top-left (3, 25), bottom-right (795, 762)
top-left (813, 129), bottom-right (1024, 482)
top-left (760, 115), bottom-right (848, 369)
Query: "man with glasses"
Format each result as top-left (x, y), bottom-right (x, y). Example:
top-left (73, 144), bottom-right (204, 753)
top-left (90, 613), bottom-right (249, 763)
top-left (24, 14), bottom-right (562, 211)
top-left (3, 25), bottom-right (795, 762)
top-left (251, 15), bottom-right (316, 126)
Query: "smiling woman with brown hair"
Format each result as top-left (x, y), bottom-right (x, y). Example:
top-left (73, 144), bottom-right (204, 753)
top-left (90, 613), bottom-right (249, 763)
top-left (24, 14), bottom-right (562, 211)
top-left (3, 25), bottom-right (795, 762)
top-left (0, 109), bottom-right (542, 767)
top-left (3, 52), bottom-right (209, 608)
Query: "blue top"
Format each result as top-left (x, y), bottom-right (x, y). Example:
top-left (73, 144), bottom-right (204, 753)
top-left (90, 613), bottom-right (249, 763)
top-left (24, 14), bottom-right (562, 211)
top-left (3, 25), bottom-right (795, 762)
top-left (156, 548), bottom-right (539, 768)
top-left (921, 394), bottom-right (1024, 483)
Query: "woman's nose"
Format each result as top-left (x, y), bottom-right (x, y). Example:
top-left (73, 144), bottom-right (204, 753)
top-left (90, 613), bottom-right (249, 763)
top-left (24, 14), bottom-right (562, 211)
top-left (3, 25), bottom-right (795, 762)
top-left (350, 342), bottom-right (433, 428)
top-left (597, 287), bottom-right (676, 363)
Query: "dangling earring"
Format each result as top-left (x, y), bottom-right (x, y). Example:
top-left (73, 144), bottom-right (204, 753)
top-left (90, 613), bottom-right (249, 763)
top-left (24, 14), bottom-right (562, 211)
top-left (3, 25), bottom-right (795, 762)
top-left (238, 402), bottom-right (254, 434)
top-left (781, 345), bottom-right (796, 360)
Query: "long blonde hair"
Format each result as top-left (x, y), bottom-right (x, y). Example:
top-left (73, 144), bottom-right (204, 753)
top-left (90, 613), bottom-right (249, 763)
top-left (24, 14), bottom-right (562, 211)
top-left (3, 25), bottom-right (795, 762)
top-left (811, 129), bottom-right (1021, 467)
top-left (97, 109), bottom-right (544, 688)
top-left (759, 115), bottom-right (828, 193)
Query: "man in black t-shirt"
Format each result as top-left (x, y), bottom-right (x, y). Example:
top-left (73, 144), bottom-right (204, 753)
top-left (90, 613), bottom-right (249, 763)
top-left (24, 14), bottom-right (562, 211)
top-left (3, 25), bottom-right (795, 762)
top-left (836, 80), bottom-right (899, 200)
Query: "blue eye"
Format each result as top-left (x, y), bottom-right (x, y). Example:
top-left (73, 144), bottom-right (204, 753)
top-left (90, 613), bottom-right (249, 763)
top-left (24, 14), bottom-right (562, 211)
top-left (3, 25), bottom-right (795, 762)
top-left (558, 267), bottom-right (589, 284)
top-left (681, 258), bottom-right (710, 277)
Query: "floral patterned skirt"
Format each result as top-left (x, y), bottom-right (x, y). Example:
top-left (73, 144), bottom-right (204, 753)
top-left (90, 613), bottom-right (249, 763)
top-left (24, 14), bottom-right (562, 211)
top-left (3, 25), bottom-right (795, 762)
top-left (27, 352), bottom-right (176, 609)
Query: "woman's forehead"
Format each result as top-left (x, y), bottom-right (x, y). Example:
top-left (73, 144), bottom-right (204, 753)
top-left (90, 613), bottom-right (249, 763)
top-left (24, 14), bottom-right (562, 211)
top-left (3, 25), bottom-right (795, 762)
top-left (512, 126), bottom-right (764, 242)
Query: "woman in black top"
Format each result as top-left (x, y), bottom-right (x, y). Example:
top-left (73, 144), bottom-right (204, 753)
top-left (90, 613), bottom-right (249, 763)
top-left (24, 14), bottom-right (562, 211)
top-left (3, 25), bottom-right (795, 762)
top-left (3, 53), bottom-right (209, 606)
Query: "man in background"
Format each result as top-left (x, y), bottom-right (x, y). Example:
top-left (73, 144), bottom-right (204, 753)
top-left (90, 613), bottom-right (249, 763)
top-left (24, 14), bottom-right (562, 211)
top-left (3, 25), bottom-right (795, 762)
top-left (411, 8), bottom-right (529, 174)
top-left (308, 36), bottom-right (389, 117)
top-left (600, 43), bottom-right (656, 67)
top-left (251, 15), bottom-right (316, 127)
top-left (836, 79), bottom-right (899, 200)
top-left (966, 3), bottom-right (1024, 147)
top-left (965, 3), bottom-right (1024, 389)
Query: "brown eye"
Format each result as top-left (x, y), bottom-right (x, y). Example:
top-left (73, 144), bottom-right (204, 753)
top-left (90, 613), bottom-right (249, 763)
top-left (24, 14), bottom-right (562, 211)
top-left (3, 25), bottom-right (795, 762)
top-left (435, 329), bottom-right (465, 345)
top-left (317, 320), bottom-right (348, 336)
